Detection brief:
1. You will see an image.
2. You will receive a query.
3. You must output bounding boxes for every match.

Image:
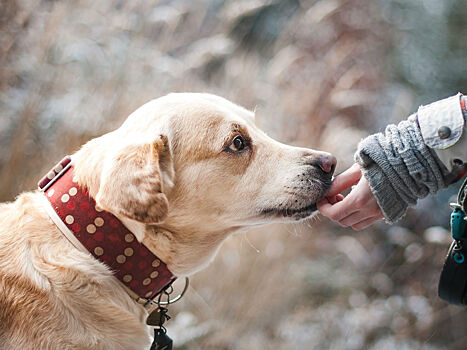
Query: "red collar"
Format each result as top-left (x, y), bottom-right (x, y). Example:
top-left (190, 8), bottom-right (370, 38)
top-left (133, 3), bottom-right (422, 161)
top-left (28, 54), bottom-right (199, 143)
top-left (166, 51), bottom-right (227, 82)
top-left (38, 156), bottom-right (176, 302)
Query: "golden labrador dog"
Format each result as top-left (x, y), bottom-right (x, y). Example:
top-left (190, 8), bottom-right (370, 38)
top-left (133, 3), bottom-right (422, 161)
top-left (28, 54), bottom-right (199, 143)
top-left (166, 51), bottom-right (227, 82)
top-left (0, 93), bottom-right (336, 350)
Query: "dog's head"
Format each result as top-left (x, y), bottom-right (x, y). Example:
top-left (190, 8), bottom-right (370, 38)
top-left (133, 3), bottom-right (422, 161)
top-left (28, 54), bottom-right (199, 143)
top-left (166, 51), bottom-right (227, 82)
top-left (74, 93), bottom-right (335, 274)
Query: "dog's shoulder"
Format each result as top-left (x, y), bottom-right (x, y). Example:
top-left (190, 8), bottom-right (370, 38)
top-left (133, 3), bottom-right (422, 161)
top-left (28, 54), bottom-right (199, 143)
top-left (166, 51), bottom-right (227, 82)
top-left (0, 191), bottom-right (151, 350)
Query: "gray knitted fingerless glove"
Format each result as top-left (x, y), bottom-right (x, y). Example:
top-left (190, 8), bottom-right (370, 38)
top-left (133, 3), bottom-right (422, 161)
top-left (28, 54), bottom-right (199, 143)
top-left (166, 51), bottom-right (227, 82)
top-left (354, 114), bottom-right (450, 223)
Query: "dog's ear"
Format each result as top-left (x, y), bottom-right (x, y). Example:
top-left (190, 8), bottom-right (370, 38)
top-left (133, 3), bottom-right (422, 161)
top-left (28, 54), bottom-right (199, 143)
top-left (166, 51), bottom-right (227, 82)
top-left (95, 135), bottom-right (171, 224)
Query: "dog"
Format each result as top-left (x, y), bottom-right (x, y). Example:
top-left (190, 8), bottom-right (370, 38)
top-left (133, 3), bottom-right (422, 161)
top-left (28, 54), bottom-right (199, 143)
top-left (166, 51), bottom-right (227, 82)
top-left (0, 93), bottom-right (336, 350)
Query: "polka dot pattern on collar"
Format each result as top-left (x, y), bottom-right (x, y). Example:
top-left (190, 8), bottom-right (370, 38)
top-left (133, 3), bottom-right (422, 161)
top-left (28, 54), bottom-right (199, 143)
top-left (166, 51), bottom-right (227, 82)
top-left (41, 159), bottom-right (175, 301)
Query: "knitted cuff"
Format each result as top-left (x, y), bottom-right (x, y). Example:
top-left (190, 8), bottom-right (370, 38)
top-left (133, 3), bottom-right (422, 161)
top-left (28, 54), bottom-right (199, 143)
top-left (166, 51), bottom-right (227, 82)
top-left (356, 135), bottom-right (410, 223)
top-left (355, 116), bottom-right (450, 223)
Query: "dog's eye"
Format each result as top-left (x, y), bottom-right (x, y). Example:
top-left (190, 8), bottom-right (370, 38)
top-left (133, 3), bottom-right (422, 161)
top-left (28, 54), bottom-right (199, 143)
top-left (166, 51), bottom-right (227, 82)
top-left (229, 136), bottom-right (245, 152)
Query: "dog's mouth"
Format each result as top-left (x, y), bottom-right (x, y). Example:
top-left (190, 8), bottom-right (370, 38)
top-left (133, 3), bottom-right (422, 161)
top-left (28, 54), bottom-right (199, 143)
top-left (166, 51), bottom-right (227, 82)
top-left (260, 202), bottom-right (318, 221)
top-left (260, 177), bottom-right (332, 221)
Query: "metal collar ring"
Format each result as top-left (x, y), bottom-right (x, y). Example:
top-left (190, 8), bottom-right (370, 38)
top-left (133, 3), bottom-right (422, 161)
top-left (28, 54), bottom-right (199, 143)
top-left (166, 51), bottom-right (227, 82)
top-left (157, 277), bottom-right (189, 306)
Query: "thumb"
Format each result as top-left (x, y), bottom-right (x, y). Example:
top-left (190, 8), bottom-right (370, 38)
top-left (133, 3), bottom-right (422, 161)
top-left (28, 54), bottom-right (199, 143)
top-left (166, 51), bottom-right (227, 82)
top-left (325, 163), bottom-right (362, 197)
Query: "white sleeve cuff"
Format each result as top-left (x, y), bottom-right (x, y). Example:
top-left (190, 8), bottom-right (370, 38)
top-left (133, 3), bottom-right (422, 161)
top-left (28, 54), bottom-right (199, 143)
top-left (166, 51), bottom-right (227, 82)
top-left (418, 92), bottom-right (464, 150)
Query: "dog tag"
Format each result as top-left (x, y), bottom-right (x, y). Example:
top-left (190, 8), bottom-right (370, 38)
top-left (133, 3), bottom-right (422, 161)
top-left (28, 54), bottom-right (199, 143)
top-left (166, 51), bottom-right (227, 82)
top-left (150, 328), bottom-right (173, 350)
top-left (146, 309), bottom-right (165, 326)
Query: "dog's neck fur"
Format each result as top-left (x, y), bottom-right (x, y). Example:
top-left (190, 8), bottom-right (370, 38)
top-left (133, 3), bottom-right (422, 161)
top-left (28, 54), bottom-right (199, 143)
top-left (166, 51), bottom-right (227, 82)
top-left (107, 211), bottom-right (234, 277)
top-left (143, 225), bottom-right (234, 276)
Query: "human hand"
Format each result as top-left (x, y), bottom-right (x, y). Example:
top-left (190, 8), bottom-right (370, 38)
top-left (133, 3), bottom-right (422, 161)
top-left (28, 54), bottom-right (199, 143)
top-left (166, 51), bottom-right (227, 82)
top-left (317, 163), bottom-right (384, 230)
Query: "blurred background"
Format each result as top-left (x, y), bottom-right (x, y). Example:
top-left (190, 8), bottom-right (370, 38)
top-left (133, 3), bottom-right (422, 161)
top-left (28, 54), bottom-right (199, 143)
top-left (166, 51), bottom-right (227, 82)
top-left (1, 0), bottom-right (466, 349)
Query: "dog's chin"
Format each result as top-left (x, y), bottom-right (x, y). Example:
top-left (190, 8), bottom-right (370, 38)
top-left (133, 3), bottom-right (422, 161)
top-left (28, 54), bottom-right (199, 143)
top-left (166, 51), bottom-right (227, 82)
top-left (261, 180), bottom-right (332, 221)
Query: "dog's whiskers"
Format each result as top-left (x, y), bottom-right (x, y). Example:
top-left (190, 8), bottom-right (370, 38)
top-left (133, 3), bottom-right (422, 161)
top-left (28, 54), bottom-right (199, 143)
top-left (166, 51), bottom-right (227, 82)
top-left (243, 233), bottom-right (261, 254)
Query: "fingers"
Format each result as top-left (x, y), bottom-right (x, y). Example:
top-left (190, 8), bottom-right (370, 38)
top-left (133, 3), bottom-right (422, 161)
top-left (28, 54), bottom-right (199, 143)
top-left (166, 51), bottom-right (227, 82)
top-left (339, 209), bottom-right (384, 229)
top-left (319, 194), bottom-right (383, 230)
top-left (326, 193), bottom-right (345, 205)
top-left (317, 194), bottom-right (359, 221)
top-left (325, 163), bottom-right (362, 198)
top-left (318, 167), bottom-right (384, 231)
top-left (350, 214), bottom-right (384, 231)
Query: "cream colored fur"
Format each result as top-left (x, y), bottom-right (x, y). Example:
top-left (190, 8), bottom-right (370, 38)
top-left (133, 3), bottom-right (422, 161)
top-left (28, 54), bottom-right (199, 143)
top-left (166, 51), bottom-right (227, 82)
top-left (0, 93), bottom-right (334, 349)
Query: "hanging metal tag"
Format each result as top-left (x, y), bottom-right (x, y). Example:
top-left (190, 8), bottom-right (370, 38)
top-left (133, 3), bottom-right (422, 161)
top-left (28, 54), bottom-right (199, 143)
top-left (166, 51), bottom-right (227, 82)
top-left (146, 309), bottom-right (167, 327)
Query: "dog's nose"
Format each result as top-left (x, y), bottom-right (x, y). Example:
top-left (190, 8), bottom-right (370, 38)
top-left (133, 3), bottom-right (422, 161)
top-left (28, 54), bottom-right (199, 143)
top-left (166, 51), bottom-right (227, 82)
top-left (303, 151), bottom-right (337, 175)
top-left (318, 153), bottom-right (337, 175)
